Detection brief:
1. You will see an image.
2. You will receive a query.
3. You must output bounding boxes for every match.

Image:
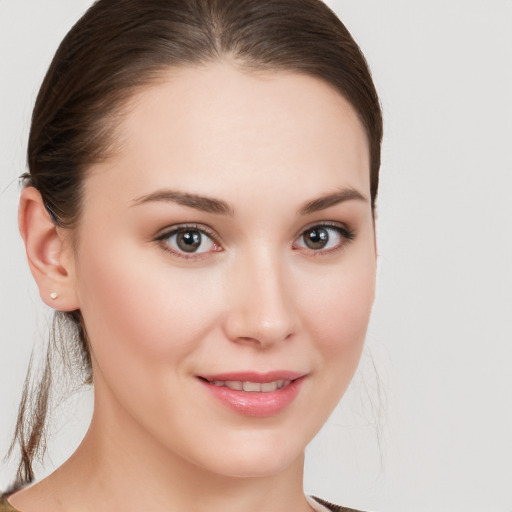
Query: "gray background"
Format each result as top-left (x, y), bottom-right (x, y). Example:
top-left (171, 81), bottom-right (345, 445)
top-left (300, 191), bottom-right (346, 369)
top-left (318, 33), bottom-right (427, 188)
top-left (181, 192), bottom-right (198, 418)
top-left (1, 1), bottom-right (511, 510)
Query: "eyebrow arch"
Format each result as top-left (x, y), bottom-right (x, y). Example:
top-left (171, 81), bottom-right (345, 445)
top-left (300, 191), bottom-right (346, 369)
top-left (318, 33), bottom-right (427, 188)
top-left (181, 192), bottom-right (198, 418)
top-left (298, 188), bottom-right (367, 215)
top-left (132, 189), bottom-right (234, 216)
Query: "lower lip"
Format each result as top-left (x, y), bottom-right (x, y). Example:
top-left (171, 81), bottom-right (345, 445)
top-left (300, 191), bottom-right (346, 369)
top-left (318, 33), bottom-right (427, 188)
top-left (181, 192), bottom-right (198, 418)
top-left (200, 377), bottom-right (305, 417)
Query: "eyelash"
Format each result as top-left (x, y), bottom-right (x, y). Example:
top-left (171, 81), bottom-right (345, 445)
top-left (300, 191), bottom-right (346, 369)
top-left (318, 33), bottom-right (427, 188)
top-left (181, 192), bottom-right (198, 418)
top-left (292, 222), bottom-right (355, 256)
top-left (155, 223), bottom-right (222, 260)
top-left (155, 222), bottom-right (355, 260)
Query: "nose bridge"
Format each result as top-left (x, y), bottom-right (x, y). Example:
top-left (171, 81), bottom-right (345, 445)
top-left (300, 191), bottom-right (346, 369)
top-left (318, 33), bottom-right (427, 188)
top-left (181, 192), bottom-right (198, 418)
top-left (224, 246), bottom-right (296, 347)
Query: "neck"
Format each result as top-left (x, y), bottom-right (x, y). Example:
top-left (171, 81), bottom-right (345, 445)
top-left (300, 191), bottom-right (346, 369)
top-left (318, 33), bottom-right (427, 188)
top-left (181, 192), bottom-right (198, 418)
top-left (16, 385), bottom-right (311, 512)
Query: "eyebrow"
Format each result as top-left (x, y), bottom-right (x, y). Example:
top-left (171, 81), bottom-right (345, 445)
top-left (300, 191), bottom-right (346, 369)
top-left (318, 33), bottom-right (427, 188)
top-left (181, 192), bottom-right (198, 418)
top-left (298, 187), bottom-right (367, 215)
top-left (132, 189), bottom-right (234, 216)
top-left (132, 186), bottom-right (366, 217)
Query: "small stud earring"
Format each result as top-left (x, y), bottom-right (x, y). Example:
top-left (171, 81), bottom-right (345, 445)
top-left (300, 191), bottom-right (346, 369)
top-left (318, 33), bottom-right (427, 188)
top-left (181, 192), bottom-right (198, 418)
top-left (50, 292), bottom-right (58, 300)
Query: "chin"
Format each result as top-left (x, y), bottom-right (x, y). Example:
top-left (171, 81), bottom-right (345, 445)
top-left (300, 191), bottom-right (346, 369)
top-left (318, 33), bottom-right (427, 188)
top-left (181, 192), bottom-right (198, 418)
top-left (183, 432), bottom-right (306, 479)
top-left (206, 449), bottom-right (302, 479)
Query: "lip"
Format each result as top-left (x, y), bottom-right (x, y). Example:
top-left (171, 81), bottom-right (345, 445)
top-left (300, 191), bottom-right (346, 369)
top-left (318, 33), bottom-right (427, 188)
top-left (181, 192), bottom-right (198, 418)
top-left (200, 370), bottom-right (303, 383)
top-left (198, 371), bottom-right (307, 417)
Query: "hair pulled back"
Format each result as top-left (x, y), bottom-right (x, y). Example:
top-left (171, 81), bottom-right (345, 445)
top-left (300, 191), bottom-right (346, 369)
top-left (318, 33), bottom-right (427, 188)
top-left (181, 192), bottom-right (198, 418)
top-left (11, 0), bottom-right (382, 488)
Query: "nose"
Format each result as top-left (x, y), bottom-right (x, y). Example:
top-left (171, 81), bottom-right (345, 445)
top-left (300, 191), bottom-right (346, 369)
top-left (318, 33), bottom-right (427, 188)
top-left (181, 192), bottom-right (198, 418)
top-left (223, 251), bottom-right (297, 349)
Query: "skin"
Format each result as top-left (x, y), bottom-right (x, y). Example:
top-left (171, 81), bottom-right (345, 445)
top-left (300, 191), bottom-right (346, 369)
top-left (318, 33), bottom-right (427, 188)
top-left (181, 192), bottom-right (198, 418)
top-left (15, 62), bottom-right (376, 512)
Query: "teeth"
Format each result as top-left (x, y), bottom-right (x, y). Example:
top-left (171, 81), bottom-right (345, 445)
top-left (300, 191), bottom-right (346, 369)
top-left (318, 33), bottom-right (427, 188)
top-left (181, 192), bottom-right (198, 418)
top-left (260, 381), bottom-right (277, 392)
top-left (209, 379), bottom-right (291, 392)
top-left (225, 380), bottom-right (243, 390)
top-left (243, 381), bottom-right (261, 392)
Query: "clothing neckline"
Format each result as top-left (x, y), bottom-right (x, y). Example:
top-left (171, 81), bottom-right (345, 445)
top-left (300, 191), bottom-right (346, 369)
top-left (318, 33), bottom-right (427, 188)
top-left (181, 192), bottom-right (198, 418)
top-left (1, 493), bottom-right (357, 512)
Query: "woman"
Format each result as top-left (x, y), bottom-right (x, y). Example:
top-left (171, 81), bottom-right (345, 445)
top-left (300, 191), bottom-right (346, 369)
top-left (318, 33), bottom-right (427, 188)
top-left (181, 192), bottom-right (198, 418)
top-left (1, 0), bottom-right (382, 511)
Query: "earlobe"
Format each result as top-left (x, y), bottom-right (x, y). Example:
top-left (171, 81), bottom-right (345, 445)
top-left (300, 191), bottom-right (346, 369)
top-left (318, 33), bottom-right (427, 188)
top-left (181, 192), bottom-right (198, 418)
top-left (18, 187), bottom-right (79, 311)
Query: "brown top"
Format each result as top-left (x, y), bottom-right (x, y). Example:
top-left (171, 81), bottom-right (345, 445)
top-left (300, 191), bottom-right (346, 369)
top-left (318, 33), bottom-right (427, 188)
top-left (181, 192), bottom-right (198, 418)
top-left (0, 494), bottom-right (366, 512)
top-left (310, 496), bottom-right (366, 512)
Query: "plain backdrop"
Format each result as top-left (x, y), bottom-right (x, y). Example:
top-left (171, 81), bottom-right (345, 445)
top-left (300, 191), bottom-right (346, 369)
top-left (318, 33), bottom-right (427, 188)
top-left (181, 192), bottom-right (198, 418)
top-left (1, 1), bottom-right (511, 511)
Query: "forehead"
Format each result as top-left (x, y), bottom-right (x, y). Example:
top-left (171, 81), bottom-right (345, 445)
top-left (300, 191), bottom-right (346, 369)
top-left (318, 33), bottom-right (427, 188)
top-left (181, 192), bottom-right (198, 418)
top-left (85, 62), bottom-right (370, 208)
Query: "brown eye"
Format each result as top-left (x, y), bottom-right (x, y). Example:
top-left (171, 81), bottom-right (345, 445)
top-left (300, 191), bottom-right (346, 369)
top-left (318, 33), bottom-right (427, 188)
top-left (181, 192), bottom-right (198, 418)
top-left (176, 230), bottom-right (202, 252)
top-left (294, 224), bottom-right (354, 253)
top-left (159, 226), bottom-right (220, 256)
top-left (303, 227), bottom-right (330, 250)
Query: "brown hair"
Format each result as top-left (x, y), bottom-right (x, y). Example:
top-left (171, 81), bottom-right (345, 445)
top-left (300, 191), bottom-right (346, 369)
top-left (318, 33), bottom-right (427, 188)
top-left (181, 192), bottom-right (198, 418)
top-left (9, 0), bottom-right (382, 488)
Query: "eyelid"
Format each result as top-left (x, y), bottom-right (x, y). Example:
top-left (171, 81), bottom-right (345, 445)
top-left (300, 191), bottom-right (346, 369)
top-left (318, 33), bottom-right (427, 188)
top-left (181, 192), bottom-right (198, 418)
top-left (293, 220), bottom-right (353, 240)
top-left (155, 222), bottom-right (218, 241)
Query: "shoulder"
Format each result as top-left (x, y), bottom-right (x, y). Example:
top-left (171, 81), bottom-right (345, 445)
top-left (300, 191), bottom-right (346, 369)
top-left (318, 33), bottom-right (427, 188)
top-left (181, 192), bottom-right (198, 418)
top-left (1, 491), bottom-right (370, 512)
top-left (310, 495), bottom-right (369, 512)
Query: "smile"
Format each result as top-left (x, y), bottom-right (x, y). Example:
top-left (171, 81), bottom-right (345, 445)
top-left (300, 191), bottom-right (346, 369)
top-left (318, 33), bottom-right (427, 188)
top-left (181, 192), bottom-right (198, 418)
top-left (208, 379), bottom-right (292, 392)
top-left (198, 372), bottom-right (306, 417)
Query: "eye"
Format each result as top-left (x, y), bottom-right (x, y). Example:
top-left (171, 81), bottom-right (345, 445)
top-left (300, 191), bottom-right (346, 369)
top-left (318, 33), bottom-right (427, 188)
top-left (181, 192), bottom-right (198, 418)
top-left (157, 225), bottom-right (221, 257)
top-left (293, 224), bottom-right (354, 253)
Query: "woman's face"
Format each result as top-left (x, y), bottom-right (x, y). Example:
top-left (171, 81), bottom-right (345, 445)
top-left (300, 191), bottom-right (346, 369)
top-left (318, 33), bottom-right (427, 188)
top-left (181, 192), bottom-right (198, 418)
top-left (70, 63), bottom-right (376, 477)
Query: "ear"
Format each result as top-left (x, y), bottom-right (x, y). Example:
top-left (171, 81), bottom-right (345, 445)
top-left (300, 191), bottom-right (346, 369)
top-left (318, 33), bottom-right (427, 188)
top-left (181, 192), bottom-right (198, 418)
top-left (18, 187), bottom-right (79, 311)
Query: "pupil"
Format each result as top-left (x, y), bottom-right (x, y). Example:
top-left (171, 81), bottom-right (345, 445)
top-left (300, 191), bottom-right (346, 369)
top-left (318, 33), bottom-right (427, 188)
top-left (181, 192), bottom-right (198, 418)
top-left (177, 230), bottom-right (201, 252)
top-left (305, 228), bottom-right (328, 249)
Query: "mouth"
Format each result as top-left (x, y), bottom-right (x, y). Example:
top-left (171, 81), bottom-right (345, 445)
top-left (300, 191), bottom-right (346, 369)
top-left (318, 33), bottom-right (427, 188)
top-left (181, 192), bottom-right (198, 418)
top-left (205, 379), bottom-right (292, 392)
top-left (197, 371), bottom-right (306, 417)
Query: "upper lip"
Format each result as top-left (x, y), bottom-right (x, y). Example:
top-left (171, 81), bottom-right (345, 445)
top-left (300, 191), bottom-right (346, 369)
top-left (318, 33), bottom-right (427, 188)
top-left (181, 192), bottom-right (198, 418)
top-left (199, 370), bottom-right (305, 383)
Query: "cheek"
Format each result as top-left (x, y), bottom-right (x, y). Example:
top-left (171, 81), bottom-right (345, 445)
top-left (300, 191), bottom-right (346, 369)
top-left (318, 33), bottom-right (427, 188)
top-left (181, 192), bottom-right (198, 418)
top-left (283, 249), bottom-right (376, 439)
top-left (74, 239), bottom-right (222, 366)
top-left (301, 253), bottom-right (376, 367)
